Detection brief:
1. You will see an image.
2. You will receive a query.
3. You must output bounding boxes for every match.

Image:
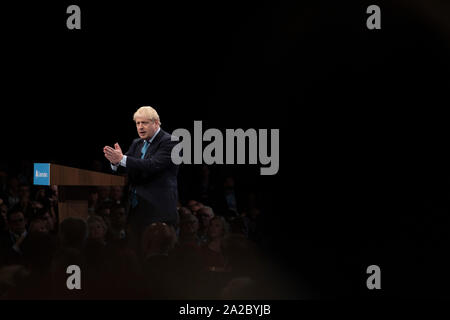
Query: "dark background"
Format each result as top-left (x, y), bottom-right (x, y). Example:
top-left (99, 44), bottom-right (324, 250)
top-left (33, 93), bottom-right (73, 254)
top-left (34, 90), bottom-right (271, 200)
top-left (2, 0), bottom-right (450, 298)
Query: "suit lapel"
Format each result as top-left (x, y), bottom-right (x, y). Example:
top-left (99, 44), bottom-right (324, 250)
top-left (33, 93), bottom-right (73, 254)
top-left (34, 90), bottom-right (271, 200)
top-left (135, 140), bottom-right (145, 158)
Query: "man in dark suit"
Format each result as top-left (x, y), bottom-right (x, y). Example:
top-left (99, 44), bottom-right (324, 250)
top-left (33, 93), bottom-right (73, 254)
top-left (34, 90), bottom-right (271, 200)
top-left (103, 106), bottom-right (179, 251)
top-left (0, 206), bottom-right (27, 266)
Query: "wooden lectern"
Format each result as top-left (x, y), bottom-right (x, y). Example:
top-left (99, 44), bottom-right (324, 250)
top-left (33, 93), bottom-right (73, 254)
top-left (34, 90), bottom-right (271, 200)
top-left (33, 163), bottom-right (126, 222)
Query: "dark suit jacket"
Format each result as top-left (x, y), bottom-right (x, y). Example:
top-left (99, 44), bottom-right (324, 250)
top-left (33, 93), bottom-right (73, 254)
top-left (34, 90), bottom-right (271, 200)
top-left (119, 129), bottom-right (179, 225)
top-left (0, 230), bottom-right (24, 266)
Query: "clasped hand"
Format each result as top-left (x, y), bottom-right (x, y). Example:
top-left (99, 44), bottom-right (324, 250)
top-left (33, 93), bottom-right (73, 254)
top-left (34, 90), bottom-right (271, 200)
top-left (103, 143), bottom-right (123, 165)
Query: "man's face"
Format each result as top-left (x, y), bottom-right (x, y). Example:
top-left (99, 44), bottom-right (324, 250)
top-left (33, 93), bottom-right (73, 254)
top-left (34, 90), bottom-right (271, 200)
top-left (36, 188), bottom-right (46, 199)
top-left (208, 218), bottom-right (224, 239)
top-left (180, 215), bottom-right (199, 236)
top-left (111, 186), bottom-right (123, 201)
top-left (97, 186), bottom-right (110, 199)
top-left (111, 208), bottom-right (127, 226)
top-left (135, 117), bottom-right (159, 140)
top-left (19, 186), bottom-right (30, 201)
top-left (88, 192), bottom-right (98, 202)
top-left (42, 212), bottom-right (55, 231)
top-left (50, 185), bottom-right (58, 197)
top-left (30, 219), bottom-right (48, 234)
top-left (198, 209), bottom-right (213, 227)
top-left (9, 212), bottom-right (26, 235)
top-left (89, 222), bottom-right (105, 240)
top-left (187, 200), bottom-right (197, 210)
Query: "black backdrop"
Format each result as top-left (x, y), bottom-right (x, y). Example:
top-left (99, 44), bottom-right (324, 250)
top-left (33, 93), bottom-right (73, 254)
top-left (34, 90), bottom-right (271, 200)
top-left (2, 1), bottom-right (450, 298)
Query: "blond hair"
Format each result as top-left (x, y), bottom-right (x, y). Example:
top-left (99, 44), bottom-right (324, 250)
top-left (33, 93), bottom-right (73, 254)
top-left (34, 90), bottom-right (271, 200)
top-left (87, 215), bottom-right (107, 232)
top-left (133, 106), bottom-right (161, 125)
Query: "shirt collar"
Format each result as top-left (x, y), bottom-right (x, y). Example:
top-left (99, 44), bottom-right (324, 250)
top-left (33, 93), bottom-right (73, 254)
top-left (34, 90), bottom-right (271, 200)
top-left (146, 127), bottom-right (161, 144)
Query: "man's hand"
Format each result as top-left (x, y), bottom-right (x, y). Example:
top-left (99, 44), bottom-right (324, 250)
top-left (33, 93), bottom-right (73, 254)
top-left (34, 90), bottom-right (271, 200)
top-left (13, 231), bottom-right (27, 252)
top-left (16, 232), bottom-right (27, 246)
top-left (103, 142), bottom-right (123, 165)
top-left (114, 143), bottom-right (122, 153)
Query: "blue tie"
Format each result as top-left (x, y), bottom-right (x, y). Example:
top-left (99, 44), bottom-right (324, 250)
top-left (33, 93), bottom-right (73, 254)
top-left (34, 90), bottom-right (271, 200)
top-left (141, 140), bottom-right (150, 158)
top-left (131, 140), bottom-right (150, 208)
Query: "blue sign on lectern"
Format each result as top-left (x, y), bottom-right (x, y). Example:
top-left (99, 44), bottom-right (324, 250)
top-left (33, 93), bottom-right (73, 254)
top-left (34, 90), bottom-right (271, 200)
top-left (33, 163), bottom-right (50, 185)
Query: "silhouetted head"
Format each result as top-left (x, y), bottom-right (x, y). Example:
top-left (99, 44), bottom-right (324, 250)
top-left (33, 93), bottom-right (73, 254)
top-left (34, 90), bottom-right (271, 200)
top-left (197, 206), bottom-right (215, 229)
top-left (207, 216), bottom-right (229, 241)
top-left (179, 213), bottom-right (199, 238)
top-left (142, 222), bottom-right (176, 258)
top-left (87, 215), bottom-right (107, 243)
top-left (7, 207), bottom-right (26, 235)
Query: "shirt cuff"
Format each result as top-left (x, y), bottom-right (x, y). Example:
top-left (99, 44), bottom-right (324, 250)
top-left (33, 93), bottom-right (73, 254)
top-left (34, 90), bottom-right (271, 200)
top-left (111, 163), bottom-right (119, 171)
top-left (120, 155), bottom-right (127, 167)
